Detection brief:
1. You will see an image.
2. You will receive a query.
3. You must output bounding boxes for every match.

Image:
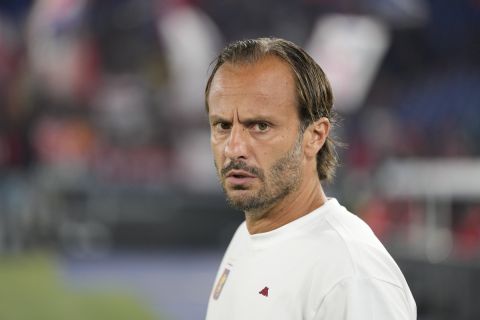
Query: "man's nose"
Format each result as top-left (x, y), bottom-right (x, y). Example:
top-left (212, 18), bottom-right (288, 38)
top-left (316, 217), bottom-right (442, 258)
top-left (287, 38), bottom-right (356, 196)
top-left (224, 124), bottom-right (249, 160)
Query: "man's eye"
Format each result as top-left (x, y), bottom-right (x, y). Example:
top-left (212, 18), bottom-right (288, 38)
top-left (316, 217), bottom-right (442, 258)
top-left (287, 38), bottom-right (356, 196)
top-left (215, 122), bottom-right (231, 130)
top-left (254, 122), bottom-right (270, 132)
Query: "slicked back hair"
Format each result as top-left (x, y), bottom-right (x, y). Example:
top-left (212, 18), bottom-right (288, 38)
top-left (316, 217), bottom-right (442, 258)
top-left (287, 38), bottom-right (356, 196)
top-left (205, 37), bottom-right (338, 182)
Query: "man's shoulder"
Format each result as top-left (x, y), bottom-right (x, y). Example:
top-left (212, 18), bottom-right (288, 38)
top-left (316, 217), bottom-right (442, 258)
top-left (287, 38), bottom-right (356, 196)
top-left (318, 200), bottom-right (387, 256)
top-left (310, 202), bottom-right (406, 288)
top-left (301, 199), bottom-right (380, 251)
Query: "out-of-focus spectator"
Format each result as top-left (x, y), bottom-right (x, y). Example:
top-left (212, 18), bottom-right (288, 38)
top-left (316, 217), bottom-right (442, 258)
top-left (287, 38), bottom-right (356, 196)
top-left (26, 0), bottom-right (99, 101)
top-left (32, 116), bottom-right (95, 168)
top-left (454, 205), bottom-right (480, 260)
top-left (90, 76), bottom-right (172, 186)
top-left (157, 2), bottom-right (222, 121)
top-left (359, 197), bottom-right (392, 241)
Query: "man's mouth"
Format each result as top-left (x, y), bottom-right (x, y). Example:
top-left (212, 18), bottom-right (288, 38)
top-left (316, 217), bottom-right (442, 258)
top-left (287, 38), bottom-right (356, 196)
top-left (225, 170), bottom-right (257, 185)
top-left (226, 170), bottom-right (256, 178)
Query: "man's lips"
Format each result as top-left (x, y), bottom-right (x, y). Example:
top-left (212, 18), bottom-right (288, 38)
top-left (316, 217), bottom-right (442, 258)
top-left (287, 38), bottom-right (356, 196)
top-left (225, 170), bottom-right (257, 184)
top-left (226, 170), bottom-right (256, 178)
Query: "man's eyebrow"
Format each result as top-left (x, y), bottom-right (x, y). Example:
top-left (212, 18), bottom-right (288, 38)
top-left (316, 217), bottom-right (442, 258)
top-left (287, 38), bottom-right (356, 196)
top-left (241, 116), bottom-right (275, 126)
top-left (208, 114), bottom-right (275, 125)
top-left (208, 114), bottom-right (230, 123)
top-left (242, 116), bottom-right (271, 122)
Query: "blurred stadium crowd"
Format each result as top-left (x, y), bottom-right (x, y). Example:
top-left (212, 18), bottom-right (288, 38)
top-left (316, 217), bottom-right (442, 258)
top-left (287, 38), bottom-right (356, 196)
top-left (0, 0), bottom-right (480, 260)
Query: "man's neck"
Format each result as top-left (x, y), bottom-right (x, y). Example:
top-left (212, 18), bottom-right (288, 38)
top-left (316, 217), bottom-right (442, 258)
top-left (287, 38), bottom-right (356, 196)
top-left (244, 179), bottom-right (327, 234)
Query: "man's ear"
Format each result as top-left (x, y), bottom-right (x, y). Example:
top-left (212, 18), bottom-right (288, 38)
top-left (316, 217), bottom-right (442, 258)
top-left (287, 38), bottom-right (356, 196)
top-left (303, 117), bottom-right (330, 159)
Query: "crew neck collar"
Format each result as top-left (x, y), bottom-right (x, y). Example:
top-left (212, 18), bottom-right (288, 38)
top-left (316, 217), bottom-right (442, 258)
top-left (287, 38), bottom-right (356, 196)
top-left (245, 198), bottom-right (339, 249)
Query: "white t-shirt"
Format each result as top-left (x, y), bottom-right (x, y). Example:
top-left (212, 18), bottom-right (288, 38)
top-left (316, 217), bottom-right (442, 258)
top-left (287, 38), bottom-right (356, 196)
top-left (206, 198), bottom-right (416, 320)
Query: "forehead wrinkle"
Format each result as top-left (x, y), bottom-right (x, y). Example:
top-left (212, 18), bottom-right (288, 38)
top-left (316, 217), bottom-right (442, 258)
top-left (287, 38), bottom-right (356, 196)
top-left (210, 92), bottom-right (296, 126)
top-left (208, 56), bottom-right (299, 121)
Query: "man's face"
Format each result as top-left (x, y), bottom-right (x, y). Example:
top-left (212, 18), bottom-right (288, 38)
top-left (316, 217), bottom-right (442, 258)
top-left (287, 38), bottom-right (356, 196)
top-left (208, 56), bottom-right (306, 213)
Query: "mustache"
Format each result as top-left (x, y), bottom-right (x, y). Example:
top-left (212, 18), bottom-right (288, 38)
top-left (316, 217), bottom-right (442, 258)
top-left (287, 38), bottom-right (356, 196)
top-left (221, 161), bottom-right (263, 179)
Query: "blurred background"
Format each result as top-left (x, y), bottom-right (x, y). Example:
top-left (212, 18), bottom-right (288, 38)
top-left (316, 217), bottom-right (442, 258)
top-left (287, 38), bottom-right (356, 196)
top-left (0, 0), bottom-right (479, 319)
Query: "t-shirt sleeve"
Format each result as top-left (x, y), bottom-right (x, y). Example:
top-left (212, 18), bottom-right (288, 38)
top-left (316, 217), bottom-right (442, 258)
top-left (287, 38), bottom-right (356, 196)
top-left (313, 276), bottom-right (416, 320)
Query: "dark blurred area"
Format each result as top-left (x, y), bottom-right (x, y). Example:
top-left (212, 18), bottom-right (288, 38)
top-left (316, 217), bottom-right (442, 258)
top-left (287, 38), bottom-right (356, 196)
top-left (1, 0), bottom-right (480, 319)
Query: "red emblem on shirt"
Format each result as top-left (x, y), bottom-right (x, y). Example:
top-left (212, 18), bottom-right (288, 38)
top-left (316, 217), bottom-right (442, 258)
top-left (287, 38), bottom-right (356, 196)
top-left (259, 286), bottom-right (269, 297)
top-left (213, 268), bottom-right (230, 300)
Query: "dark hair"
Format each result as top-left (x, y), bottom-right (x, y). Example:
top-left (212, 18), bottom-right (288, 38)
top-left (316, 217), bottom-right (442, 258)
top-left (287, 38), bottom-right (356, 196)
top-left (205, 37), bottom-right (338, 181)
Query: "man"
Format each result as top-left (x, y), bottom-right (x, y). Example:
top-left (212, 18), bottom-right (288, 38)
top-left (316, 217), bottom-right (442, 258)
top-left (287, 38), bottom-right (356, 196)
top-left (205, 37), bottom-right (416, 319)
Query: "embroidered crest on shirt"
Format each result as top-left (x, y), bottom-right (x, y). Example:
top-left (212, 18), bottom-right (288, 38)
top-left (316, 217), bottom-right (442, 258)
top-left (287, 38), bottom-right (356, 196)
top-left (213, 268), bottom-right (230, 300)
top-left (259, 286), bottom-right (269, 297)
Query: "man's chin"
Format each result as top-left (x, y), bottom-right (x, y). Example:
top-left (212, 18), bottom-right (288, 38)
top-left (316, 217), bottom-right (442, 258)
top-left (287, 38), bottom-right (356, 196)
top-left (225, 190), bottom-right (255, 210)
top-left (225, 190), bottom-right (274, 212)
top-left (225, 189), bottom-right (253, 203)
top-left (226, 199), bottom-right (254, 212)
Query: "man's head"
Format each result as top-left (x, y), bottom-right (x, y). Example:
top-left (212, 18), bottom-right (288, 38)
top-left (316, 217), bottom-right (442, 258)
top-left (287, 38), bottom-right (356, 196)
top-left (205, 38), bottom-right (337, 213)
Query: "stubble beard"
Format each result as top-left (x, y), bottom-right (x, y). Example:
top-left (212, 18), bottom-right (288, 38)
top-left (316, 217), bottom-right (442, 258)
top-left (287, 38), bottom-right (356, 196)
top-left (216, 136), bottom-right (303, 217)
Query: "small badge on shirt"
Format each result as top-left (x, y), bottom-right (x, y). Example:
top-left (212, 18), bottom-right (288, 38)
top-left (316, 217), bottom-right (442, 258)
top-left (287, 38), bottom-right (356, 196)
top-left (213, 268), bottom-right (230, 300)
top-left (259, 286), bottom-right (269, 297)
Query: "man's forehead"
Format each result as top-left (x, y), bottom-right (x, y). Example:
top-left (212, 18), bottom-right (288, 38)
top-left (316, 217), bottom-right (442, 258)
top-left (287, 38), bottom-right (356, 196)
top-left (213, 57), bottom-right (294, 86)
top-left (208, 104), bottom-right (280, 120)
top-left (209, 58), bottom-right (296, 103)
